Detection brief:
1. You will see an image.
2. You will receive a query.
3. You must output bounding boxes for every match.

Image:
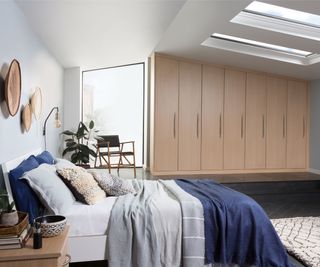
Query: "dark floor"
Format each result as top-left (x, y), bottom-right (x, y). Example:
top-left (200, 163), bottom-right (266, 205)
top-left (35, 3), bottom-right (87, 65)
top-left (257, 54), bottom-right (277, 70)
top-left (71, 173), bottom-right (320, 267)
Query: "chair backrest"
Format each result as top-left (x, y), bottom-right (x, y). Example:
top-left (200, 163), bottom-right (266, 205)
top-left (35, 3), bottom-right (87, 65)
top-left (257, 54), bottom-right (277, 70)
top-left (97, 135), bottom-right (120, 148)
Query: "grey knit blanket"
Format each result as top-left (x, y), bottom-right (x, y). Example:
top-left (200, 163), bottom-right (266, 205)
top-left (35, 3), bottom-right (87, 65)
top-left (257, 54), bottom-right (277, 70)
top-left (107, 179), bottom-right (252, 267)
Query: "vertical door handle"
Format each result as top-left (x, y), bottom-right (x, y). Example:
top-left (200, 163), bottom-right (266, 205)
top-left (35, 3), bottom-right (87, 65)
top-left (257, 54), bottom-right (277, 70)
top-left (262, 115), bottom-right (265, 138)
top-left (303, 117), bottom-right (305, 138)
top-left (283, 115), bottom-right (286, 138)
top-left (241, 115), bottom-right (243, 139)
top-left (219, 114), bottom-right (222, 138)
top-left (173, 113), bottom-right (176, 139)
top-left (197, 114), bottom-right (199, 138)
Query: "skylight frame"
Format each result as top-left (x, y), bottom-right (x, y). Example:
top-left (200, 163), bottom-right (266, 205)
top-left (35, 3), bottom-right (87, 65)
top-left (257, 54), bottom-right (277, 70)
top-left (201, 33), bottom-right (320, 66)
top-left (211, 33), bottom-right (313, 57)
top-left (231, 1), bottom-right (320, 41)
top-left (244, 1), bottom-right (320, 29)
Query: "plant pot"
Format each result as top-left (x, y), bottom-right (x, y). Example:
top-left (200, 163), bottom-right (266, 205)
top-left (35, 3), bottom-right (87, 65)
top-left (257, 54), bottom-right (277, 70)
top-left (1, 211), bottom-right (19, 226)
top-left (76, 164), bottom-right (90, 169)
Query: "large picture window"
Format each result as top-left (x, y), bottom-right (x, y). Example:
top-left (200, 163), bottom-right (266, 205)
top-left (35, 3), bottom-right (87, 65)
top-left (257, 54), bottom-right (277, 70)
top-left (82, 63), bottom-right (144, 166)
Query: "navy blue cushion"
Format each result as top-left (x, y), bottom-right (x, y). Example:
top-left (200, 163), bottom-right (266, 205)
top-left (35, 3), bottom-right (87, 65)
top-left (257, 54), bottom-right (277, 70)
top-left (35, 151), bottom-right (55, 165)
top-left (9, 155), bottom-right (43, 223)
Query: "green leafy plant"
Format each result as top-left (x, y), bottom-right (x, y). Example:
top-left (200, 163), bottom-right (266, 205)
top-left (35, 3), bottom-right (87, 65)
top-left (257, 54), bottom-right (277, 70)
top-left (61, 120), bottom-right (98, 165)
top-left (0, 191), bottom-right (15, 213)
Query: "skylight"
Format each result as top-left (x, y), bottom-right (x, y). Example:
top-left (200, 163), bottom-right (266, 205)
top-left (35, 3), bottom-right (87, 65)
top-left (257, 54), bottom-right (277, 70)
top-left (244, 1), bottom-right (320, 28)
top-left (211, 33), bottom-right (312, 57)
top-left (202, 33), bottom-right (320, 65)
top-left (231, 1), bottom-right (320, 41)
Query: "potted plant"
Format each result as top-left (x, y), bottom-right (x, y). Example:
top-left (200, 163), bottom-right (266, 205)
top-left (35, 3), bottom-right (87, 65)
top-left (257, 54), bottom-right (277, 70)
top-left (61, 120), bottom-right (98, 167)
top-left (0, 191), bottom-right (18, 226)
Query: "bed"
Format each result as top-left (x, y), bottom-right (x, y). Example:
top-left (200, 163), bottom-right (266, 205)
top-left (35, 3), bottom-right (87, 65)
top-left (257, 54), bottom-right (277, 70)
top-left (2, 149), bottom-right (112, 262)
top-left (1, 149), bottom-right (292, 266)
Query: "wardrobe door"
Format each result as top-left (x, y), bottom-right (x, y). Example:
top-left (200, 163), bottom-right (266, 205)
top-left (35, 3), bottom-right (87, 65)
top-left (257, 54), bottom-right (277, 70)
top-left (266, 77), bottom-right (287, 168)
top-left (201, 65), bottom-right (224, 170)
top-left (178, 61), bottom-right (202, 171)
top-left (154, 56), bottom-right (179, 171)
top-left (245, 73), bottom-right (266, 169)
top-left (224, 69), bottom-right (246, 170)
top-left (287, 80), bottom-right (308, 168)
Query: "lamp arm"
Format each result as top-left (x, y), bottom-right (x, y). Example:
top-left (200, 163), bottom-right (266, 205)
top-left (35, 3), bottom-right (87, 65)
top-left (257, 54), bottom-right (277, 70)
top-left (43, 107), bottom-right (59, 136)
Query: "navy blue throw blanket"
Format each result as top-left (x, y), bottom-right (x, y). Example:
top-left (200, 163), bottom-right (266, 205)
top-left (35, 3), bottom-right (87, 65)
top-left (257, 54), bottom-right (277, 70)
top-left (175, 179), bottom-right (292, 267)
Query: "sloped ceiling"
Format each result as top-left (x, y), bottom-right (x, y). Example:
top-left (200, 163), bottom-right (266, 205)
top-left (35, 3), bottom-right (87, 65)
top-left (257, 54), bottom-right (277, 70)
top-left (155, 0), bottom-right (320, 80)
top-left (15, 0), bottom-right (186, 70)
top-left (16, 0), bottom-right (320, 80)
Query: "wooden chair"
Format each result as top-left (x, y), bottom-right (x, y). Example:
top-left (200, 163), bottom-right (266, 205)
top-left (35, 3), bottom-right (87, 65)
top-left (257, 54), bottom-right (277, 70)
top-left (94, 135), bottom-right (136, 178)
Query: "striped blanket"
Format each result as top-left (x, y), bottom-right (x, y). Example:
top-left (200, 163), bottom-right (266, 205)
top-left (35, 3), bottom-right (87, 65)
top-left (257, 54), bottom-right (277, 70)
top-left (107, 179), bottom-right (207, 267)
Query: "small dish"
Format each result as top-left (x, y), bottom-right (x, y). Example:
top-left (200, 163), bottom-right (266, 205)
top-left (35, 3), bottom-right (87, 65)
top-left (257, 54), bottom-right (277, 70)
top-left (34, 215), bottom-right (67, 238)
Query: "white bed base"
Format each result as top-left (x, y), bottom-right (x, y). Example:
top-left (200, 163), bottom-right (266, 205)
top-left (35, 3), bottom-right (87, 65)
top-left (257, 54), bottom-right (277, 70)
top-left (1, 149), bottom-right (108, 263)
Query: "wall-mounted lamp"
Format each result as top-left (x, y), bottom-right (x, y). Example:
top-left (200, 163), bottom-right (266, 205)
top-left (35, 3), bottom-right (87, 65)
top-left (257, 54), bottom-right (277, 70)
top-left (43, 107), bottom-right (61, 149)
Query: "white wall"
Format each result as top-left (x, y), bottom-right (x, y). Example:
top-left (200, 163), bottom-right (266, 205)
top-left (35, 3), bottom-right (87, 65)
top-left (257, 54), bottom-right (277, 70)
top-left (63, 67), bottom-right (82, 131)
top-left (0, 1), bottom-right (63, 181)
top-left (309, 79), bottom-right (320, 171)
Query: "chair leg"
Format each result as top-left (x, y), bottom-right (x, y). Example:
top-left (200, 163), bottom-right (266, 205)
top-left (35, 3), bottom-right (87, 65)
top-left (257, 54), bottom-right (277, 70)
top-left (107, 153), bottom-right (111, 174)
top-left (132, 143), bottom-right (136, 178)
top-left (94, 147), bottom-right (99, 168)
top-left (94, 154), bottom-right (97, 168)
top-left (99, 153), bottom-right (102, 168)
top-left (117, 155), bottom-right (122, 175)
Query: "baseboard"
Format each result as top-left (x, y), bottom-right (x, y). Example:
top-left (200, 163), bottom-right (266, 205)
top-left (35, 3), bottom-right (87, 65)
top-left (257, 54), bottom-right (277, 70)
top-left (144, 166), bottom-right (150, 172)
top-left (151, 168), bottom-right (309, 176)
top-left (309, 168), bottom-right (320, 174)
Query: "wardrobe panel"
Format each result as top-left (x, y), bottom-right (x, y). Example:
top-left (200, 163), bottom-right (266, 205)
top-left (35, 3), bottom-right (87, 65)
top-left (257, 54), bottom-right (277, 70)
top-left (245, 73), bottom-right (266, 169)
top-left (154, 56), bottom-right (179, 171)
top-left (178, 61), bottom-right (202, 171)
top-left (224, 69), bottom-right (246, 170)
top-left (201, 65), bottom-right (224, 170)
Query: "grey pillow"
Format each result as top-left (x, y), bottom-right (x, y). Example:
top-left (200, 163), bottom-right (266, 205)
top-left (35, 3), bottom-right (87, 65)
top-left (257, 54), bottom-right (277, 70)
top-left (89, 170), bottom-right (135, 196)
top-left (21, 164), bottom-right (75, 214)
top-left (55, 158), bottom-right (76, 169)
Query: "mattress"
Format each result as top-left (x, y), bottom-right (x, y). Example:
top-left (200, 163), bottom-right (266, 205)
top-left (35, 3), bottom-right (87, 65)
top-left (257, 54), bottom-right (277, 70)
top-left (64, 196), bottom-right (117, 237)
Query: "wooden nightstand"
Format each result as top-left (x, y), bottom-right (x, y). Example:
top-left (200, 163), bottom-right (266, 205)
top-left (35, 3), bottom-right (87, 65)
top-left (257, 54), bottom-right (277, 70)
top-left (0, 226), bottom-right (70, 267)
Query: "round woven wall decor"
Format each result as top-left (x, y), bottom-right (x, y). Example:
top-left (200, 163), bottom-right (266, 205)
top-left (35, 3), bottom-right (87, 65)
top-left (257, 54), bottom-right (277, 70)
top-left (22, 104), bottom-right (32, 132)
top-left (31, 87), bottom-right (42, 120)
top-left (5, 59), bottom-right (22, 116)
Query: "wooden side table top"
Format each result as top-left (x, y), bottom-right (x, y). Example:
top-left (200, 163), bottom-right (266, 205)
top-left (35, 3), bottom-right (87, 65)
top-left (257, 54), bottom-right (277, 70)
top-left (0, 226), bottom-right (69, 262)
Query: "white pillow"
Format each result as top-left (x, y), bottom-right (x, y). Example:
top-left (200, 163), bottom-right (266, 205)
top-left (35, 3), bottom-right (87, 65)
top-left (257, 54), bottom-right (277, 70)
top-left (21, 164), bottom-right (75, 214)
top-left (89, 170), bottom-right (135, 196)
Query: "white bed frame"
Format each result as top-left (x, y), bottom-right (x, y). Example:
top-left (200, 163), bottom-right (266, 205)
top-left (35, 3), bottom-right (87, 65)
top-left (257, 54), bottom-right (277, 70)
top-left (1, 149), bottom-right (108, 263)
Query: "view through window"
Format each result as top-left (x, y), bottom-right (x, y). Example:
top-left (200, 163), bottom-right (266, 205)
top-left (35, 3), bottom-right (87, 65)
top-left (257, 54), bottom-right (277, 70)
top-left (82, 63), bottom-right (144, 166)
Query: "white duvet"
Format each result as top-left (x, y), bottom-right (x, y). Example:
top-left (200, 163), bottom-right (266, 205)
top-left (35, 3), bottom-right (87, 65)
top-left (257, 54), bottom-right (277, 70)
top-left (64, 196), bottom-right (117, 237)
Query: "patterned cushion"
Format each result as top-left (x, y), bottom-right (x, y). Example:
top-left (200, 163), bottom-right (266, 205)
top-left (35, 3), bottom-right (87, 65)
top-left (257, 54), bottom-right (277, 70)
top-left (57, 167), bottom-right (106, 205)
top-left (89, 170), bottom-right (135, 196)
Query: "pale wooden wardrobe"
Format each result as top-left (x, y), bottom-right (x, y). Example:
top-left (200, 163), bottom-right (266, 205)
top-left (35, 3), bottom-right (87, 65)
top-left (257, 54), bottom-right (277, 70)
top-left (150, 53), bottom-right (308, 175)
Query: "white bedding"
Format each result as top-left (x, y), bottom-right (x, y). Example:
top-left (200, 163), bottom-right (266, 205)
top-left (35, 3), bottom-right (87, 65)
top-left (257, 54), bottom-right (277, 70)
top-left (64, 196), bottom-right (117, 237)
